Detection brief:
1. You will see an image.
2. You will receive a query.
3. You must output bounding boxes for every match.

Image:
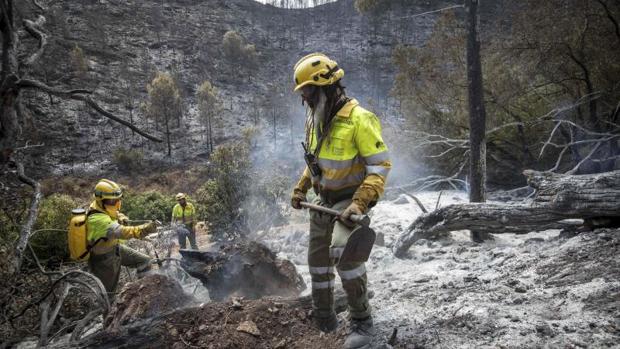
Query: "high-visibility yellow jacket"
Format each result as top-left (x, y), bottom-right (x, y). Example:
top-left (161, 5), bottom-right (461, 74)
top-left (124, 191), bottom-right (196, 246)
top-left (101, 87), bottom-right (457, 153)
top-left (86, 201), bottom-right (143, 254)
top-left (172, 202), bottom-right (196, 227)
top-left (295, 99), bottom-right (391, 210)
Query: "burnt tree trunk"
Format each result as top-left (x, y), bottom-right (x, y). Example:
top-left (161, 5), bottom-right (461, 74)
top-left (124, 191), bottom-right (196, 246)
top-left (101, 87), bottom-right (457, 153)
top-left (466, 0), bottom-right (489, 242)
top-left (393, 170), bottom-right (620, 257)
top-left (466, 0), bottom-right (487, 203)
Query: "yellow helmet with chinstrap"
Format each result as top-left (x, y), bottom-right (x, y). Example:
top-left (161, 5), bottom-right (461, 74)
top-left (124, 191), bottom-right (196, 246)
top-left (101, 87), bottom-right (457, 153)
top-left (293, 53), bottom-right (344, 91)
top-left (93, 179), bottom-right (122, 205)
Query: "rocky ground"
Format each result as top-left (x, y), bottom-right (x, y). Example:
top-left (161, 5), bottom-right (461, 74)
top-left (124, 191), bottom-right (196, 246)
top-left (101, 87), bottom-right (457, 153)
top-left (262, 191), bottom-right (620, 348)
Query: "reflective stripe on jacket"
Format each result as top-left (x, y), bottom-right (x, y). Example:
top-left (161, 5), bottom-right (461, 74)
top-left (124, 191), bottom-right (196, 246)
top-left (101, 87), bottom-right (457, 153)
top-left (172, 202), bottom-right (195, 225)
top-left (86, 201), bottom-right (134, 254)
top-left (297, 99), bottom-right (391, 205)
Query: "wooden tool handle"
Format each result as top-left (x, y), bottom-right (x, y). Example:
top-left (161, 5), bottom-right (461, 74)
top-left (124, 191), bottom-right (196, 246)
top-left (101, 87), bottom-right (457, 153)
top-left (299, 202), bottom-right (370, 227)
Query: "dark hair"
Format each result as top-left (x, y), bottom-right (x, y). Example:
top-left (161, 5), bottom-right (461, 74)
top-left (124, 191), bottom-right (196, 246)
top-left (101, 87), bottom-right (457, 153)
top-left (321, 81), bottom-right (348, 122)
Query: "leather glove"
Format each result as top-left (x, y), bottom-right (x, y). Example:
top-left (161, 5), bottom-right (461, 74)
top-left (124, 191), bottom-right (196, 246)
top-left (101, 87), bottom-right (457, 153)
top-left (340, 202), bottom-right (363, 227)
top-left (138, 221), bottom-right (157, 238)
top-left (117, 213), bottom-right (129, 225)
top-left (291, 188), bottom-right (307, 210)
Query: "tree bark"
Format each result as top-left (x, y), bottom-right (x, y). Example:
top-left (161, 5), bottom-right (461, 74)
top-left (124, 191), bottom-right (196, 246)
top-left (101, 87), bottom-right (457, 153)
top-left (465, 0), bottom-right (487, 203)
top-left (393, 170), bottom-right (620, 258)
top-left (14, 162), bottom-right (43, 272)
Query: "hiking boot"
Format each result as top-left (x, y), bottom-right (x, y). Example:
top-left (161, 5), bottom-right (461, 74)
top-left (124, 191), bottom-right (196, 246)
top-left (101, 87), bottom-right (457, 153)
top-left (344, 317), bottom-right (375, 349)
top-left (313, 312), bottom-right (338, 333)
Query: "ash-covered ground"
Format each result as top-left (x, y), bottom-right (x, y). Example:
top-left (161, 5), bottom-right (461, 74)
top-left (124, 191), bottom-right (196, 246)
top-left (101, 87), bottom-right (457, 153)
top-left (261, 191), bottom-right (620, 348)
top-left (14, 191), bottom-right (618, 348)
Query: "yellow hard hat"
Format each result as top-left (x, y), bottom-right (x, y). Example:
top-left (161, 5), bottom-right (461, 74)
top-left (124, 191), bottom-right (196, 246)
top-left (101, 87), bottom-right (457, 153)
top-left (175, 193), bottom-right (186, 201)
top-left (94, 179), bottom-right (122, 204)
top-left (293, 53), bottom-right (344, 92)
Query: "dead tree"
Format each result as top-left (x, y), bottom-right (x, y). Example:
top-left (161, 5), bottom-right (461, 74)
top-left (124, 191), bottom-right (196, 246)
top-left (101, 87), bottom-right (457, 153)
top-left (465, 0), bottom-right (489, 242)
top-left (0, 0), bottom-right (161, 272)
top-left (393, 169), bottom-right (620, 257)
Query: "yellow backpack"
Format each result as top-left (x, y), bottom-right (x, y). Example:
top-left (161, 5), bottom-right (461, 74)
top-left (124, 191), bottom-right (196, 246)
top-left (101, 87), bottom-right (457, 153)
top-left (68, 208), bottom-right (90, 261)
top-left (68, 208), bottom-right (110, 261)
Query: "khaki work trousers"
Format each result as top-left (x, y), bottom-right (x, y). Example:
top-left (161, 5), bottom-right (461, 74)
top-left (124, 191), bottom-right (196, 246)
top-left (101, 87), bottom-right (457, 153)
top-left (308, 197), bottom-right (371, 320)
top-left (88, 244), bottom-right (152, 295)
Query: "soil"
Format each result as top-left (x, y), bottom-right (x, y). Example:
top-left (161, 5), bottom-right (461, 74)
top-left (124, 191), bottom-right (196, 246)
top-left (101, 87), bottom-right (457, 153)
top-left (82, 292), bottom-right (345, 349)
top-left (105, 274), bottom-right (194, 330)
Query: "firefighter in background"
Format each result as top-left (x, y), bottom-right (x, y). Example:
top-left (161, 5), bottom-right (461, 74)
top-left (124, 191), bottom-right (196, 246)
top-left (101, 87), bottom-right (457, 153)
top-left (291, 53), bottom-right (391, 349)
top-left (171, 193), bottom-right (198, 250)
top-left (87, 179), bottom-right (156, 294)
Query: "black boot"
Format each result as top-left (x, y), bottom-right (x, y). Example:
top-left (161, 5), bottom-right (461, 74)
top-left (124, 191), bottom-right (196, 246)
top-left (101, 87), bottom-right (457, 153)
top-left (313, 312), bottom-right (338, 333)
top-left (344, 317), bottom-right (375, 349)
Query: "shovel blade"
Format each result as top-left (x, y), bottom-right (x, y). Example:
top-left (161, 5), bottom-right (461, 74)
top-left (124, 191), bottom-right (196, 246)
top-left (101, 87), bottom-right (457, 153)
top-left (339, 225), bottom-right (376, 265)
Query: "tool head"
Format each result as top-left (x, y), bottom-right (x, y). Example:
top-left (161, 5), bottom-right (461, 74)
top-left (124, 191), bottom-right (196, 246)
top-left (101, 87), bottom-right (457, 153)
top-left (338, 225), bottom-right (376, 265)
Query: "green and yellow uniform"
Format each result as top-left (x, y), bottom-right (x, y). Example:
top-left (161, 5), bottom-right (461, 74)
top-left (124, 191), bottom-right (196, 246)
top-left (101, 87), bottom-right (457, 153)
top-left (293, 99), bottom-right (391, 321)
top-left (172, 202), bottom-right (197, 249)
top-left (86, 201), bottom-right (154, 293)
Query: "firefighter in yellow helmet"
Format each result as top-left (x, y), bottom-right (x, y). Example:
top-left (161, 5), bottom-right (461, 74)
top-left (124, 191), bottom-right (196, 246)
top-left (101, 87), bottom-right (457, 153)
top-left (87, 179), bottom-right (157, 294)
top-left (171, 193), bottom-right (198, 250)
top-left (291, 53), bottom-right (391, 348)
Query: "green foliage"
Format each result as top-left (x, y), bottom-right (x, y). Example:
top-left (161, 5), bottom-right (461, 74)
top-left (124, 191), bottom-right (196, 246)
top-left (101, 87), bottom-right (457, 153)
top-left (391, 3), bottom-right (620, 182)
top-left (29, 194), bottom-right (82, 261)
top-left (70, 44), bottom-right (88, 77)
top-left (243, 174), bottom-right (291, 231)
top-left (195, 140), bottom-right (252, 237)
top-left (196, 80), bottom-right (220, 119)
top-left (113, 147), bottom-right (144, 174)
top-left (146, 71), bottom-right (183, 156)
top-left (354, 0), bottom-right (381, 13)
top-left (222, 31), bottom-right (258, 69)
top-left (392, 10), bottom-right (467, 139)
top-left (121, 191), bottom-right (178, 224)
top-left (196, 80), bottom-right (221, 151)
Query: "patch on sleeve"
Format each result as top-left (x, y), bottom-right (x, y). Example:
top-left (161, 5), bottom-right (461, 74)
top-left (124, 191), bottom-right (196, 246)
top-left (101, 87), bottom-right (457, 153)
top-left (376, 141), bottom-right (384, 149)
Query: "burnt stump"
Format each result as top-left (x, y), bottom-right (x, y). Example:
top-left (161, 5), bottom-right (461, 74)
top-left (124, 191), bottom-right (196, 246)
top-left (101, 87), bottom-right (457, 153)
top-left (180, 241), bottom-right (306, 301)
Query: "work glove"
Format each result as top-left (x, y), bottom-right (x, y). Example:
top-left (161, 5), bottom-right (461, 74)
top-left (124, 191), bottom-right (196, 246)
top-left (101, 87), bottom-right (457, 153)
top-left (117, 213), bottom-right (129, 225)
top-left (340, 202), bottom-right (364, 227)
top-left (291, 188), bottom-right (307, 210)
top-left (138, 221), bottom-right (157, 238)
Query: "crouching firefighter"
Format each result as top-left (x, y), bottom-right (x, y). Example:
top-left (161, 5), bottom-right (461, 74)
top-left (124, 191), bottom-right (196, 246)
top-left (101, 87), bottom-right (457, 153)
top-left (290, 53), bottom-right (391, 349)
top-left (86, 179), bottom-right (157, 294)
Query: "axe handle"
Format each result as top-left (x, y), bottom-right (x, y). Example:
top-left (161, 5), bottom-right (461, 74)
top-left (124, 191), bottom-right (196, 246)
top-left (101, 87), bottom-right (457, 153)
top-left (299, 202), bottom-right (370, 226)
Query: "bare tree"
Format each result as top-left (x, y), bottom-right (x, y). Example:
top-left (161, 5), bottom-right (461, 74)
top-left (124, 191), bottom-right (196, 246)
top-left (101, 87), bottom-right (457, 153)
top-left (465, 0), bottom-right (489, 242)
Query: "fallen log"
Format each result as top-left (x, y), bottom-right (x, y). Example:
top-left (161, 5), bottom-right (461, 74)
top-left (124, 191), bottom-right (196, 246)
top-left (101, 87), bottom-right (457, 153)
top-left (180, 241), bottom-right (306, 301)
top-left (393, 170), bottom-right (620, 258)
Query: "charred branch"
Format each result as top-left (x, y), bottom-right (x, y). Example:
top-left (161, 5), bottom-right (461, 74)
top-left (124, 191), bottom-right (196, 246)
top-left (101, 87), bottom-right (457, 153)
top-left (22, 16), bottom-right (47, 68)
top-left (14, 161), bottom-right (42, 272)
top-left (18, 79), bottom-right (162, 142)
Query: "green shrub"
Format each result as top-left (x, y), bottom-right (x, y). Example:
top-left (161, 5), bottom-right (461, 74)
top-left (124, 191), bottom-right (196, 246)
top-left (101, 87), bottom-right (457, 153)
top-left (113, 147), bottom-right (144, 174)
top-left (121, 190), bottom-right (178, 224)
top-left (243, 174), bottom-right (291, 231)
top-left (29, 194), bottom-right (82, 261)
top-left (195, 141), bottom-right (252, 237)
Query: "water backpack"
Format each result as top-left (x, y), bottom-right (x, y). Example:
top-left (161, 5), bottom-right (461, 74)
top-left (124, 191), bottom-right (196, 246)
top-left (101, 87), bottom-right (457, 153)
top-left (67, 208), bottom-right (107, 261)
